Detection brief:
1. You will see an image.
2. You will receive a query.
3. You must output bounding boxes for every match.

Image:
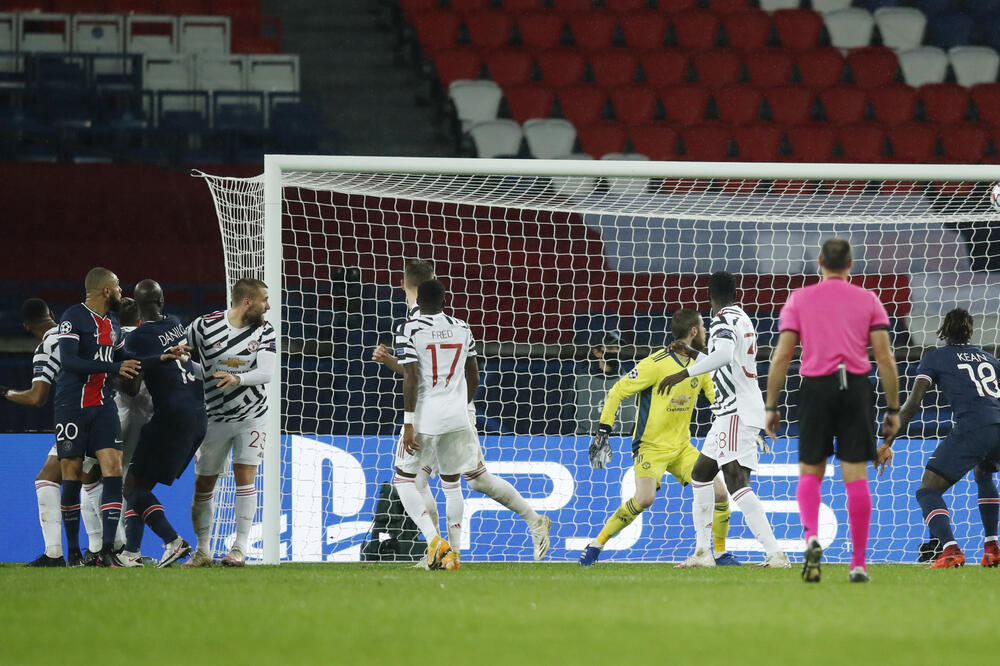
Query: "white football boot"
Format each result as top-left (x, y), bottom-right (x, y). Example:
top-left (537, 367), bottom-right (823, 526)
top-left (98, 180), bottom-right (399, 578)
top-left (675, 548), bottom-right (716, 568)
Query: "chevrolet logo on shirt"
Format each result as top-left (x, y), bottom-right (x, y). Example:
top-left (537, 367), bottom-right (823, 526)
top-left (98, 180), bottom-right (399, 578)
top-left (219, 359), bottom-right (246, 368)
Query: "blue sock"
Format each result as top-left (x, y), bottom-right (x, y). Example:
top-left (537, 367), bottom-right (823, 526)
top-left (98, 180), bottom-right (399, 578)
top-left (61, 480), bottom-right (82, 553)
top-left (129, 489), bottom-right (178, 545)
top-left (124, 501), bottom-right (144, 552)
top-left (916, 487), bottom-right (955, 545)
top-left (100, 476), bottom-right (123, 548)
top-left (977, 477), bottom-right (999, 539)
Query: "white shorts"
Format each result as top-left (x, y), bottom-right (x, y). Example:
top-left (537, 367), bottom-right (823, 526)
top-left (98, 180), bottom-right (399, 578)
top-left (47, 445), bottom-right (98, 474)
top-left (701, 414), bottom-right (760, 472)
top-left (194, 417), bottom-right (265, 477)
top-left (396, 426), bottom-right (483, 477)
top-left (394, 427), bottom-right (437, 478)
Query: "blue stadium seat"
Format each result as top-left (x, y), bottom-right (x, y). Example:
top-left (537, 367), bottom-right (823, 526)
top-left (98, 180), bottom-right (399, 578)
top-left (573, 312), bottom-right (621, 347)
top-left (925, 12), bottom-right (974, 50)
top-left (630, 312), bottom-right (670, 348)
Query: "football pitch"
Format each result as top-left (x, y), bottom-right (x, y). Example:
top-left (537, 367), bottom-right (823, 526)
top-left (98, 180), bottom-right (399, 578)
top-left (1, 561), bottom-right (995, 665)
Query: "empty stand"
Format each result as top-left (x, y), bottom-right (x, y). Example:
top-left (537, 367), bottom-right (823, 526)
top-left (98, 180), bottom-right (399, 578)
top-left (484, 49), bottom-right (532, 88)
top-left (733, 123), bottom-right (783, 161)
top-left (639, 50), bottom-right (690, 86)
top-left (773, 9), bottom-right (822, 50)
top-left (620, 10), bottom-right (668, 50)
top-left (432, 47), bottom-right (482, 87)
top-left (824, 8), bottom-right (874, 50)
top-left (873, 7), bottom-right (926, 51)
top-left (691, 50), bottom-right (741, 86)
top-left (786, 124), bottom-right (835, 161)
top-left (919, 82), bottom-right (970, 123)
top-left (744, 49), bottom-right (793, 86)
top-left (537, 48), bottom-right (586, 86)
top-left (722, 9), bottom-right (773, 51)
top-left (609, 85), bottom-right (657, 125)
top-left (671, 10), bottom-right (721, 50)
top-left (464, 10), bottom-right (514, 49)
top-left (71, 14), bottom-right (123, 55)
top-left (679, 123), bottom-right (731, 160)
top-left (195, 53), bottom-right (244, 91)
top-left (836, 122), bottom-right (886, 162)
top-left (523, 118), bottom-right (576, 158)
top-left (125, 14), bottom-right (177, 54)
top-left (589, 51), bottom-right (637, 86)
top-left (658, 84), bottom-right (710, 123)
top-left (567, 12), bottom-right (617, 50)
top-left (819, 85), bottom-right (868, 123)
top-left (925, 11), bottom-right (973, 51)
top-left (715, 84), bottom-right (763, 124)
top-left (765, 85), bottom-right (814, 123)
top-left (628, 124), bottom-right (679, 161)
top-left (887, 122), bottom-right (938, 162)
top-left (516, 11), bottom-right (565, 49)
top-left (576, 122), bottom-right (627, 158)
top-left (847, 47), bottom-right (899, 88)
top-left (898, 46), bottom-right (947, 87)
top-left (178, 14), bottom-right (230, 54)
top-left (246, 54), bottom-right (299, 93)
top-left (972, 83), bottom-right (1000, 124)
top-left (450, 79), bottom-right (502, 130)
top-left (18, 12), bottom-right (68, 52)
top-left (556, 84), bottom-right (607, 126)
top-left (503, 84), bottom-right (555, 122)
top-left (940, 123), bottom-right (988, 163)
top-left (869, 84), bottom-right (917, 123)
top-left (796, 48), bottom-right (846, 87)
top-left (949, 47), bottom-right (999, 87)
top-left (469, 119), bottom-right (523, 157)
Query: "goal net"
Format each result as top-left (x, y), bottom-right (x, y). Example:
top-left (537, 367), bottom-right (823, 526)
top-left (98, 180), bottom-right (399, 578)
top-left (200, 157), bottom-right (1000, 564)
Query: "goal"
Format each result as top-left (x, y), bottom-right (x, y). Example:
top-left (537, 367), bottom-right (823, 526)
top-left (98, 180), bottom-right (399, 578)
top-left (200, 157), bottom-right (1000, 565)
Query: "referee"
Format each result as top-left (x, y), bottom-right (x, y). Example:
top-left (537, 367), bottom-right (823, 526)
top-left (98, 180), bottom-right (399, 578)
top-left (765, 238), bottom-right (900, 584)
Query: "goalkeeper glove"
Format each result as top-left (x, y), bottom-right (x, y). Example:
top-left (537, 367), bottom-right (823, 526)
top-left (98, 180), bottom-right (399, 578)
top-left (755, 433), bottom-right (771, 456)
top-left (589, 424), bottom-right (613, 469)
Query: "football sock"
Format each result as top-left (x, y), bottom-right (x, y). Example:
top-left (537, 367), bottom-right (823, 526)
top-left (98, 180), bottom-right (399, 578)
top-left (81, 480), bottom-right (103, 553)
top-left (596, 498), bottom-right (643, 547)
top-left (395, 474), bottom-right (439, 541)
top-left (845, 479), bottom-right (872, 570)
top-left (441, 478), bottom-right (463, 552)
top-left (692, 481), bottom-right (715, 553)
top-left (733, 486), bottom-right (781, 554)
top-left (191, 490), bottom-right (214, 554)
top-left (124, 504), bottom-right (143, 552)
top-left (415, 466), bottom-right (440, 526)
top-left (129, 489), bottom-right (178, 544)
top-left (234, 484), bottom-right (257, 553)
top-left (796, 473), bottom-right (822, 543)
top-left (916, 487), bottom-right (955, 545)
top-left (35, 480), bottom-right (62, 558)
top-left (465, 468), bottom-right (540, 523)
top-left (976, 477), bottom-right (999, 539)
top-left (100, 476), bottom-right (123, 548)
top-left (713, 501), bottom-right (731, 554)
top-left (60, 480), bottom-right (82, 553)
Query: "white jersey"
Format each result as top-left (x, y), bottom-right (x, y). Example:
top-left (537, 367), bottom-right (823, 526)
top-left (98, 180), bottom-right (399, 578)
top-left (187, 310), bottom-right (277, 423)
top-left (31, 326), bottom-right (61, 385)
top-left (114, 326), bottom-right (153, 426)
top-left (706, 305), bottom-right (765, 429)
top-left (395, 310), bottom-right (477, 436)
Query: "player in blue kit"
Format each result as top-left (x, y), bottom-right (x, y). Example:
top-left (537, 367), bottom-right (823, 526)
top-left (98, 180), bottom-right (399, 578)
top-left (877, 308), bottom-right (1000, 569)
top-left (55, 267), bottom-right (141, 568)
top-left (119, 279), bottom-right (206, 568)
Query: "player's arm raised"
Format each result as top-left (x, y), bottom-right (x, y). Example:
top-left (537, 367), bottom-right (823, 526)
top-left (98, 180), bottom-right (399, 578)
top-left (876, 376), bottom-right (930, 475)
top-left (2, 380), bottom-right (51, 407)
top-left (765, 330), bottom-right (799, 439)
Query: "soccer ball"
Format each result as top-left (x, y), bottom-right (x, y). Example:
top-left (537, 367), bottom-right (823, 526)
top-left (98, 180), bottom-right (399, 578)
top-left (991, 182), bottom-right (1000, 212)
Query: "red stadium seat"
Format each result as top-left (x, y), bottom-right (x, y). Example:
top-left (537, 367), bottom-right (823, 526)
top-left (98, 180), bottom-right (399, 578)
top-left (464, 10), bottom-right (515, 49)
top-left (161, 0), bottom-right (212, 12)
top-left (576, 122), bottom-right (628, 157)
top-left (722, 10), bottom-right (773, 51)
top-left (714, 85), bottom-right (764, 124)
top-left (551, 0), bottom-right (595, 12)
top-left (610, 85), bottom-right (658, 125)
top-left (658, 85), bottom-right (711, 123)
top-left (629, 125), bottom-right (680, 161)
top-left (765, 86), bottom-right (815, 124)
top-left (410, 11), bottom-right (462, 51)
top-left (888, 122), bottom-right (939, 163)
top-left (868, 84), bottom-right (917, 124)
top-left (773, 9), bottom-right (823, 51)
top-left (568, 12), bottom-right (618, 49)
top-left (503, 0), bottom-right (543, 10)
top-left (709, 0), bottom-right (752, 11)
top-left (605, 0), bottom-right (647, 10)
top-left (620, 11), bottom-right (669, 50)
top-left (940, 124), bottom-right (989, 163)
top-left (671, 11), bottom-right (722, 50)
top-left (733, 123), bottom-right (783, 161)
top-left (504, 84), bottom-right (556, 122)
top-left (744, 50), bottom-right (793, 87)
top-left (679, 123), bottom-right (732, 160)
top-left (450, 0), bottom-right (491, 10)
top-left (485, 49), bottom-right (534, 87)
top-left (691, 50), bottom-right (742, 86)
top-left (786, 124), bottom-right (836, 162)
top-left (103, 0), bottom-right (157, 11)
top-left (432, 48), bottom-right (483, 87)
top-left (640, 50), bottom-right (691, 86)
top-left (919, 83), bottom-right (971, 124)
top-left (972, 83), bottom-right (1000, 125)
top-left (847, 47), bottom-right (899, 89)
top-left (796, 48), bottom-right (847, 88)
top-left (836, 122), bottom-right (887, 162)
top-left (819, 85), bottom-right (868, 124)
top-left (397, 0), bottom-right (440, 14)
top-left (659, 0), bottom-right (698, 10)
top-left (557, 85), bottom-right (609, 125)
top-left (517, 11), bottom-right (566, 49)
top-left (590, 51), bottom-right (638, 86)
top-left (537, 49), bottom-right (587, 86)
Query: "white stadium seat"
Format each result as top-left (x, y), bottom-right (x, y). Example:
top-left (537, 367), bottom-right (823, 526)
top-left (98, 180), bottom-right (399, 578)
top-left (898, 46), bottom-right (948, 87)
top-left (449, 79), bottom-right (502, 131)
top-left (247, 54), bottom-right (300, 93)
top-left (18, 13), bottom-right (69, 53)
top-left (143, 53), bottom-right (193, 90)
top-left (874, 7), bottom-right (926, 52)
top-left (824, 8), bottom-right (875, 50)
top-left (0, 14), bottom-right (16, 73)
top-left (126, 15), bottom-right (177, 54)
top-left (179, 14), bottom-right (230, 54)
top-left (195, 53), bottom-right (245, 91)
top-left (758, 0), bottom-right (801, 11)
top-left (468, 119), bottom-right (523, 158)
top-left (949, 46), bottom-right (999, 87)
top-left (72, 14), bottom-right (123, 54)
top-left (810, 0), bottom-right (852, 13)
top-left (523, 118), bottom-right (577, 159)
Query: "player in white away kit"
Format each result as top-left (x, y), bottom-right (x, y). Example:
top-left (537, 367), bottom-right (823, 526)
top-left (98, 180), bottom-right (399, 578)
top-left (183, 278), bottom-right (276, 567)
top-left (658, 272), bottom-right (790, 568)
top-left (395, 280), bottom-right (551, 570)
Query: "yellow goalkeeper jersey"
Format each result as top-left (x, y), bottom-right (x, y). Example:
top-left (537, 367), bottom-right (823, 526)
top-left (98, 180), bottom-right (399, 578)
top-left (599, 349), bottom-right (715, 455)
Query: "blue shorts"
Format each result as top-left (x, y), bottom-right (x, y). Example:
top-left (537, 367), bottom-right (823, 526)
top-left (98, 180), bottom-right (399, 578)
top-left (54, 404), bottom-right (122, 460)
top-left (926, 423), bottom-right (1000, 485)
top-left (130, 407), bottom-right (207, 486)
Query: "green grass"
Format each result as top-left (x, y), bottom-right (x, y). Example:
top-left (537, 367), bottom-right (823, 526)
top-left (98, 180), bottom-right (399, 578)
top-left (1, 561), bottom-right (995, 665)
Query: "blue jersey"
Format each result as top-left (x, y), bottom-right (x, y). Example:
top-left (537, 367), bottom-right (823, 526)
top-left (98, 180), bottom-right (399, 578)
top-left (55, 303), bottom-right (123, 410)
top-left (124, 314), bottom-right (204, 412)
top-left (916, 344), bottom-right (1000, 430)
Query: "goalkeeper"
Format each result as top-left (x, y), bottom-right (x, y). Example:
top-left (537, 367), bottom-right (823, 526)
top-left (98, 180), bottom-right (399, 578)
top-left (580, 310), bottom-right (739, 566)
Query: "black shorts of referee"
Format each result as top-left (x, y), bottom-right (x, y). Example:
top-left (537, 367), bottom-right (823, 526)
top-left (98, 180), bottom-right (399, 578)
top-left (798, 372), bottom-right (877, 464)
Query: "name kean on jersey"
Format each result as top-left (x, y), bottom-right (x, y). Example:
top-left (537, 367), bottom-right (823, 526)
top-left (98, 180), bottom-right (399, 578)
top-left (957, 352), bottom-right (991, 363)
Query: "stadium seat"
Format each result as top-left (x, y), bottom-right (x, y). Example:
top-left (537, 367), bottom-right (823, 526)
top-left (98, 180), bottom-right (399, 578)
top-left (847, 47), bottom-right (899, 88)
top-left (469, 119), bottom-right (523, 157)
top-left (605, 0), bottom-right (647, 10)
top-left (925, 12), bottom-right (974, 51)
top-left (679, 122), bottom-right (732, 160)
top-left (868, 84), bottom-right (917, 123)
top-left (609, 85), bottom-right (658, 124)
top-left (887, 122), bottom-right (938, 162)
top-left (536, 48), bottom-right (586, 86)
top-left (639, 50), bottom-right (690, 86)
top-left (409, 11), bottom-right (461, 52)
top-left (18, 13), bottom-right (68, 53)
top-left (143, 53), bottom-right (192, 91)
top-left (104, 0), bottom-right (157, 11)
top-left (722, 10), bottom-right (773, 51)
top-left (836, 122), bottom-right (887, 162)
top-left (939, 123), bottom-right (988, 163)
top-left (556, 84), bottom-right (608, 125)
top-left (949, 47), bottom-right (999, 87)
top-left (589, 51), bottom-right (638, 86)
top-left (161, 0), bottom-right (212, 12)
top-left (484, 49), bottom-right (532, 87)
top-left (628, 124), bottom-right (679, 161)
top-left (786, 124), bottom-right (836, 161)
top-left (195, 54), bottom-right (244, 91)
top-left (733, 123), bottom-right (783, 161)
top-left (552, 0), bottom-right (599, 10)
top-left (812, 0), bottom-right (854, 11)
top-left (912, 0), bottom-right (951, 13)
top-left (714, 84), bottom-right (763, 124)
top-left (620, 10), bottom-right (668, 50)
top-left (709, 0), bottom-right (754, 11)
top-left (516, 11), bottom-right (566, 49)
top-left (873, 7), bottom-right (926, 51)
top-left (919, 83), bottom-right (971, 123)
top-left (759, 0), bottom-right (801, 9)
top-left (658, 0), bottom-right (699, 9)
top-left (670, 11), bottom-right (722, 50)
top-left (450, 0), bottom-right (491, 10)
top-left (503, 84), bottom-right (556, 122)
top-left (432, 48), bottom-right (483, 88)
top-left (464, 10), bottom-right (514, 49)
top-left (630, 312), bottom-right (670, 347)
top-left (972, 83), bottom-right (1000, 124)
top-left (824, 8), bottom-right (874, 50)
top-left (505, 0), bottom-right (544, 10)
top-left (657, 84), bottom-right (710, 122)
top-left (247, 54), bottom-right (299, 93)
top-left (744, 49), bottom-right (793, 86)
top-left (576, 122), bottom-right (627, 158)
top-left (773, 9), bottom-right (823, 50)
top-left (764, 85), bottom-right (814, 123)
top-left (450, 79), bottom-right (503, 130)
top-left (71, 14), bottom-right (123, 56)
top-left (178, 15), bottom-right (230, 54)
top-left (819, 85), bottom-right (868, 123)
top-left (897, 46), bottom-right (947, 87)
top-left (796, 48), bottom-right (846, 88)
top-left (691, 50), bottom-right (742, 86)
top-left (567, 12), bottom-right (617, 49)
top-left (523, 118), bottom-right (576, 158)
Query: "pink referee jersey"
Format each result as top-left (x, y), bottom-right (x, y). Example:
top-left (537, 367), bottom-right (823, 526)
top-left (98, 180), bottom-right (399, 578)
top-left (777, 277), bottom-right (890, 377)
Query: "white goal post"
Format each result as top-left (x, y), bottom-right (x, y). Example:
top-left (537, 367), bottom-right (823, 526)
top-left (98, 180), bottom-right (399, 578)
top-left (201, 156), bottom-right (1000, 565)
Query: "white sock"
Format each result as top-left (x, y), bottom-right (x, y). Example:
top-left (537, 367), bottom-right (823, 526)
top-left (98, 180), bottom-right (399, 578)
top-left (441, 479), bottom-right (464, 551)
top-left (35, 480), bottom-right (62, 558)
top-left (395, 475), bottom-right (439, 542)
top-left (732, 486), bottom-right (780, 555)
top-left (692, 481), bottom-right (715, 553)
top-left (192, 490), bottom-right (214, 554)
top-left (414, 467), bottom-right (439, 526)
top-left (234, 484), bottom-right (257, 553)
top-left (465, 468), bottom-right (539, 524)
top-left (114, 501), bottom-right (127, 551)
top-left (81, 481), bottom-right (103, 553)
